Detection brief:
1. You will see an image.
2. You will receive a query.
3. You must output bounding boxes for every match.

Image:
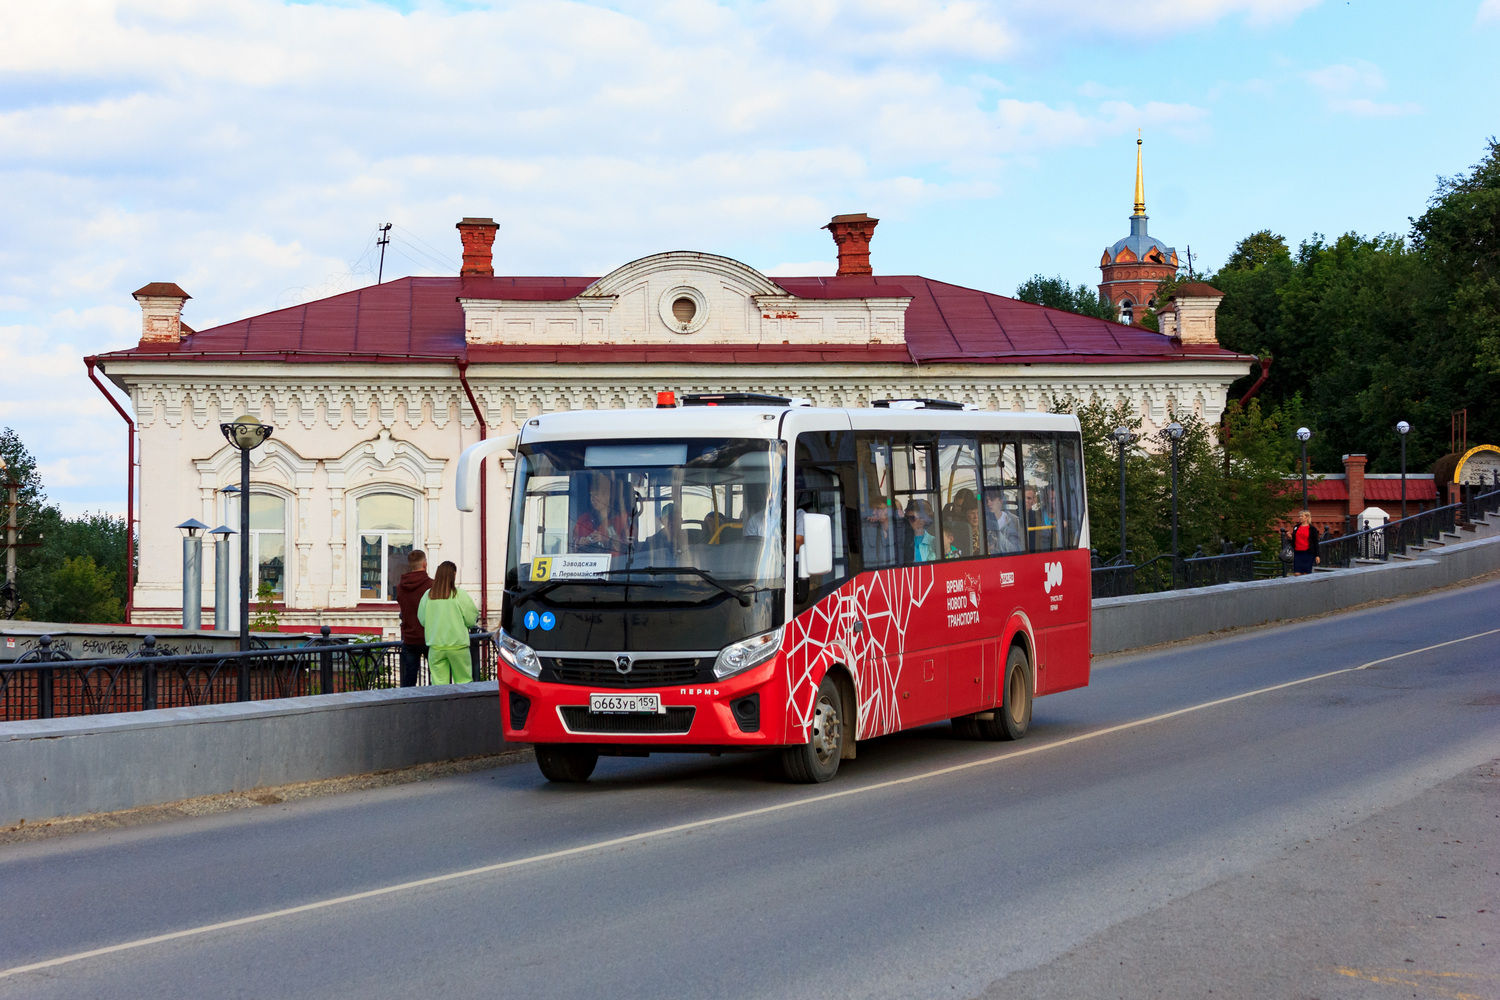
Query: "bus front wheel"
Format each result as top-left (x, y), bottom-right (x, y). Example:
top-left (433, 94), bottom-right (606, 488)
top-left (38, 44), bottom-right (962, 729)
top-left (781, 676), bottom-right (843, 783)
top-left (976, 645), bottom-right (1032, 741)
top-left (535, 744), bottom-right (599, 783)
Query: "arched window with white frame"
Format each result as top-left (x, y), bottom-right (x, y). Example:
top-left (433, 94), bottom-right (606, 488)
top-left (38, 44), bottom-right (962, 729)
top-left (249, 493), bottom-right (288, 599)
top-left (1119, 300), bottom-right (1134, 325)
top-left (357, 492), bottom-right (417, 602)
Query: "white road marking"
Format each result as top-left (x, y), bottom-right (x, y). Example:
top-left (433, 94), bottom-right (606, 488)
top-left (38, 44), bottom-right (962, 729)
top-left (4, 626), bottom-right (1497, 982)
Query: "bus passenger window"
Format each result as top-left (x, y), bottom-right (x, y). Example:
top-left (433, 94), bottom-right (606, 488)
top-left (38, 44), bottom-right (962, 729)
top-left (981, 439), bottom-right (1024, 555)
top-left (1056, 435), bottom-right (1085, 549)
top-left (938, 434), bottom-right (982, 558)
top-left (795, 436), bottom-right (851, 588)
top-left (1022, 438), bottom-right (1060, 553)
top-left (891, 439), bottom-right (940, 564)
top-left (857, 435), bottom-right (904, 568)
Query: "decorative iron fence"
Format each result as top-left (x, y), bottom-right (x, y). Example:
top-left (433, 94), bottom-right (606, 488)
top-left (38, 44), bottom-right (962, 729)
top-left (1091, 543), bottom-right (1261, 599)
top-left (1320, 486), bottom-right (1500, 569)
top-left (0, 627), bottom-right (498, 722)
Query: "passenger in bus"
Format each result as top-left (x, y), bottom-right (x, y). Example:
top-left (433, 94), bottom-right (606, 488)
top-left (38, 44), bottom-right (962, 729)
top-left (574, 475), bottom-right (629, 554)
top-left (643, 502), bottom-right (684, 556)
top-left (906, 499), bottom-right (938, 562)
top-left (985, 490), bottom-right (1023, 554)
top-left (862, 498), bottom-right (911, 567)
top-left (952, 489), bottom-right (981, 555)
top-left (940, 514), bottom-right (963, 559)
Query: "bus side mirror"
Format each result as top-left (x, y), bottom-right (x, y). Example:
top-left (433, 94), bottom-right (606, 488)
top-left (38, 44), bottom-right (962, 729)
top-left (799, 513), bottom-right (833, 578)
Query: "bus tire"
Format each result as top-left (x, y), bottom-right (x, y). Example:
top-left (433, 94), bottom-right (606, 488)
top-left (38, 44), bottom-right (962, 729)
top-left (977, 645), bottom-right (1032, 741)
top-left (780, 676), bottom-right (843, 783)
top-left (535, 744), bottom-right (599, 782)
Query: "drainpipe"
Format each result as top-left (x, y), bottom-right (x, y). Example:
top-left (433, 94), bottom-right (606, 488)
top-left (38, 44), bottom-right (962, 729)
top-left (85, 358), bottom-right (136, 622)
top-left (456, 360), bottom-right (488, 627)
top-left (1238, 354), bottom-right (1272, 405)
top-left (1222, 354), bottom-right (1273, 477)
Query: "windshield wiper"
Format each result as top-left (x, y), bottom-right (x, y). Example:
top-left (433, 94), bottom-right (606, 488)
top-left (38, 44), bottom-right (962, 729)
top-left (596, 567), bottom-right (768, 607)
top-left (506, 577), bottom-right (661, 604)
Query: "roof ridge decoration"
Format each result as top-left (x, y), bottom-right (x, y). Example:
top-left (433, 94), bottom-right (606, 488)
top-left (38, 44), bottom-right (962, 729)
top-left (581, 251), bottom-right (787, 298)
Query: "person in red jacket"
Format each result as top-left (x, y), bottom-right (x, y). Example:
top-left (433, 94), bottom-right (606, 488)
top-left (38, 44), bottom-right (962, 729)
top-left (1291, 510), bottom-right (1321, 576)
top-left (395, 549), bottom-right (433, 686)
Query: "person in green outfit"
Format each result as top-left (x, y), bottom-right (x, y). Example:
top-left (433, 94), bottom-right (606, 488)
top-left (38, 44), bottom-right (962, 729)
top-left (417, 560), bottom-right (478, 684)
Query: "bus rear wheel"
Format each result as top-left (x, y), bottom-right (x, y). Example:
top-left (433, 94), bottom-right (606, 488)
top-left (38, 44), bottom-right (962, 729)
top-left (975, 645), bottom-right (1032, 741)
top-left (535, 744), bottom-right (599, 783)
top-left (781, 676), bottom-right (843, 783)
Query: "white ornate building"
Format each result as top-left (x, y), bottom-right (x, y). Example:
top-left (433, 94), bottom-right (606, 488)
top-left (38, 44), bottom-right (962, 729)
top-left (90, 215), bottom-right (1251, 633)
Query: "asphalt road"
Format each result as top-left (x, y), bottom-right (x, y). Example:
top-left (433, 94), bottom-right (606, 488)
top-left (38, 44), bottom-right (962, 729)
top-left (1, 579), bottom-right (1497, 1000)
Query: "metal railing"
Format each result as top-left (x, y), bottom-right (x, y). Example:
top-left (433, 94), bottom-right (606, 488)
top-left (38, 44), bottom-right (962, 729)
top-left (0, 627), bottom-right (498, 722)
top-left (1090, 543), bottom-right (1261, 599)
top-left (1319, 484), bottom-right (1500, 569)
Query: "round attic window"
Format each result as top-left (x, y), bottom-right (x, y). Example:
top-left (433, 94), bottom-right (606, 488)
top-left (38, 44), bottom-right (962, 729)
top-left (658, 286), bottom-right (709, 335)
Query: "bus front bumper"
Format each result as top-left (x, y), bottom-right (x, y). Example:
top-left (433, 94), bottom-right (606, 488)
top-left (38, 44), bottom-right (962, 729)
top-left (499, 661), bottom-right (783, 748)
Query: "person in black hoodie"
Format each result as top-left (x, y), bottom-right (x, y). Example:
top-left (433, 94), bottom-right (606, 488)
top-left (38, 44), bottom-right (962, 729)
top-left (396, 550), bottom-right (433, 686)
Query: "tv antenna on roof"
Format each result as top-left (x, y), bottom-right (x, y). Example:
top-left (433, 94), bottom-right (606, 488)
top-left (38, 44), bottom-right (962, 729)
top-left (376, 223), bottom-right (392, 283)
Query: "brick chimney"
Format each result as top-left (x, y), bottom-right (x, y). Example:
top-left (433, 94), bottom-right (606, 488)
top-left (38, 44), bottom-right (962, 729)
top-left (1343, 453), bottom-right (1367, 521)
top-left (132, 282), bottom-right (191, 344)
top-left (824, 213), bottom-right (879, 276)
top-left (456, 217), bottom-right (500, 277)
top-left (1157, 282), bottom-right (1224, 345)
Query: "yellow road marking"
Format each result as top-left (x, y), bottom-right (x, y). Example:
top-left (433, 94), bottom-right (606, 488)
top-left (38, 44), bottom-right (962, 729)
top-left (1335, 966), bottom-right (1496, 1000)
top-left (3, 626), bottom-right (1498, 982)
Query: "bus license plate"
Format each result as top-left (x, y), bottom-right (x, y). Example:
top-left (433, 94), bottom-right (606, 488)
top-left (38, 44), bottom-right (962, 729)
top-left (589, 693), bottom-right (664, 715)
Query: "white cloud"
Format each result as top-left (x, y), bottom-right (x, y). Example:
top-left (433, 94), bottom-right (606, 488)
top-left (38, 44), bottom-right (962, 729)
top-left (1306, 60), bottom-right (1422, 117)
top-left (1479, 0), bottom-right (1500, 23)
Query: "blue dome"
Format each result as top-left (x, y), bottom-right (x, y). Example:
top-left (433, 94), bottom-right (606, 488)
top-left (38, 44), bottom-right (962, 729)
top-left (1109, 215), bottom-right (1176, 264)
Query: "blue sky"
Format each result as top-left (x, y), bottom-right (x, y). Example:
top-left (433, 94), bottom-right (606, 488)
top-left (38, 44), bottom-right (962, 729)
top-left (1, 0), bottom-right (1496, 514)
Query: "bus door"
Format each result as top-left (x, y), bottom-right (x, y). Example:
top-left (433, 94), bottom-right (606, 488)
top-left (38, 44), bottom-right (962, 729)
top-left (937, 432), bottom-right (988, 717)
top-left (855, 432), bottom-right (948, 725)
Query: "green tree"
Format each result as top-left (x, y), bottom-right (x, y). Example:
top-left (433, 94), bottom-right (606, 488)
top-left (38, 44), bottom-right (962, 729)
top-left (0, 427), bottom-right (130, 623)
top-left (47, 556), bottom-right (123, 623)
top-left (1203, 139), bottom-right (1500, 474)
top-left (250, 582), bottom-right (280, 632)
top-left (1015, 275), bottom-right (1118, 321)
top-left (1222, 230), bottom-right (1292, 272)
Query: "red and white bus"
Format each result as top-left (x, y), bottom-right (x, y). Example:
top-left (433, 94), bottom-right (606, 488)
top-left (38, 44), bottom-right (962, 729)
top-left (457, 395), bottom-right (1091, 783)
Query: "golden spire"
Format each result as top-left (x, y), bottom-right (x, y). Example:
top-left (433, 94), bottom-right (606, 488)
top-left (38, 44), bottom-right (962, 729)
top-left (1133, 131), bottom-right (1146, 216)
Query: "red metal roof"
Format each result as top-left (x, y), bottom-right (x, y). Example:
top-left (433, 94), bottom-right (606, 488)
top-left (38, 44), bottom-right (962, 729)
top-left (1303, 480), bottom-right (1349, 501)
top-left (1363, 478), bottom-right (1437, 502)
top-left (95, 273), bottom-right (1249, 367)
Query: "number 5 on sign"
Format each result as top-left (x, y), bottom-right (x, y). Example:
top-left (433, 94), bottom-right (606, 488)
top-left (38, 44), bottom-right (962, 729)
top-left (530, 558), bottom-right (552, 582)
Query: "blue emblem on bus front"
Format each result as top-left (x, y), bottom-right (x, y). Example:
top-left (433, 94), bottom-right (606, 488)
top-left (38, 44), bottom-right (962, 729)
top-left (523, 610), bottom-right (539, 630)
top-left (540, 612), bottom-right (556, 631)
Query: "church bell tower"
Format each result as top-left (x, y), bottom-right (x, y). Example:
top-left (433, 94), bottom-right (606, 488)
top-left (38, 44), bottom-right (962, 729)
top-left (1099, 137), bottom-right (1179, 324)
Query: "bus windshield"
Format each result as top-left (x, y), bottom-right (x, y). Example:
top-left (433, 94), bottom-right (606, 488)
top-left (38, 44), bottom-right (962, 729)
top-left (507, 438), bottom-right (787, 601)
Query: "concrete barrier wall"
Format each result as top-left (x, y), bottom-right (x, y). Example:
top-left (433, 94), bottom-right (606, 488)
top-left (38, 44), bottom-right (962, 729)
top-left (1091, 535), bottom-right (1500, 656)
top-left (0, 682), bottom-right (506, 828)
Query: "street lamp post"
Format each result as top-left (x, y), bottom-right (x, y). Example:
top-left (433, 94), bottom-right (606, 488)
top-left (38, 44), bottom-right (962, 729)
top-left (1297, 427), bottom-right (1312, 511)
top-left (1112, 426), bottom-right (1133, 563)
top-left (1165, 422), bottom-right (1184, 582)
top-left (176, 519), bottom-right (208, 631)
top-left (219, 416), bottom-right (273, 664)
top-left (1396, 421), bottom-right (1411, 520)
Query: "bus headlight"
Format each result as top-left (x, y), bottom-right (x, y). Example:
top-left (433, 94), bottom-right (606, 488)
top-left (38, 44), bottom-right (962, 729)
top-left (497, 629), bottom-right (542, 679)
top-left (713, 627), bottom-right (784, 680)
